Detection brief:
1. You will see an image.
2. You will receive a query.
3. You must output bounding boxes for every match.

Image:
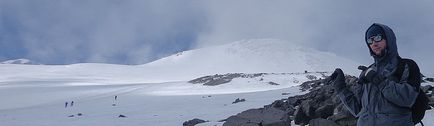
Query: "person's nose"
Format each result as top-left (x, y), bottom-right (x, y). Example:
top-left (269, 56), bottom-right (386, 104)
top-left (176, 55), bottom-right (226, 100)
top-left (371, 42), bottom-right (379, 47)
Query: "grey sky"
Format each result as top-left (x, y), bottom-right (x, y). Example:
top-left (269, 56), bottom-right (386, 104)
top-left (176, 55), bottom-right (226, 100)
top-left (1, 0), bottom-right (207, 64)
top-left (1, 0), bottom-right (434, 74)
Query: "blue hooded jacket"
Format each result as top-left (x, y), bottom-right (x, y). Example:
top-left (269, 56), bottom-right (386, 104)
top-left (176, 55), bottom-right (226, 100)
top-left (337, 23), bottom-right (419, 126)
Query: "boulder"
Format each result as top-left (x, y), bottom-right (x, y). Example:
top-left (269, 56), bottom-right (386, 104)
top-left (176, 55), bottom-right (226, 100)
top-left (421, 85), bottom-right (432, 93)
top-left (232, 98), bottom-right (246, 104)
top-left (183, 118), bottom-right (208, 126)
top-left (223, 107), bottom-right (291, 126)
top-left (294, 106), bottom-right (309, 125)
top-left (328, 104), bottom-right (357, 126)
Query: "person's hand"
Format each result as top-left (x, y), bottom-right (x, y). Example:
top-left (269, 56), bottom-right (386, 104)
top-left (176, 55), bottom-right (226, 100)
top-left (330, 68), bottom-right (346, 92)
top-left (357, 66), bottom-right (368, 84)
top-left (358, 67), bottom-right (385, 84)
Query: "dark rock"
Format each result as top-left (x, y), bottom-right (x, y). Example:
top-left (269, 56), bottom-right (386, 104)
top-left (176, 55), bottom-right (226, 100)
top-left (188, 73), bottom-right (266, 86)
top-left (183, 118), bottom-right (208, 126)
top-left (223, 107), bottom-right (291, 126)
top-left (300, 100), bottom-right (315, 118)
top-left (429, 96), bottom-right (434, 106)
top-left (294, 106), bottom-right (309, 125)
top-left (421, 85), bottom-right (432, 93)
top-left (300, 80), bottom-right (322, 92)
top-left (269, 99), bottom-right (288, 110)
top-left (118, 114), bottom-right (127, 118)
top-left (232, 98), bottom-right (246, 104)
top-left (306, 74), bottom-right (318, 80)
top-left (285, 106), bottom-right (296, 117)
top-left (223, 115), bottom-right (259, 126)
top-left (268, 82), bottom-right (280, 85)
top-left (328, 104), bottom-right (357, 126)
top-left (315, 104), bottom-right (335, 119)
top-left (281, 92), bottom-right (291, 95)
top-left (431, 90), bottom-right (434, 96)
top-left (287, 97), bottom-right (301, 106)
top-left (77, 113), bottom-right (83, 116)
top-left (425, 77), bottom-right (434, 82)
top-left (68, 115), bottom-right (74, 117)
top-left (309, 118), bottom-right (340, 126)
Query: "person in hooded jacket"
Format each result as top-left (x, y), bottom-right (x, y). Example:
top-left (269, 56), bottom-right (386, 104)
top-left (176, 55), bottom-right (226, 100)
top-left (329, 23), bottom-right (420, 126)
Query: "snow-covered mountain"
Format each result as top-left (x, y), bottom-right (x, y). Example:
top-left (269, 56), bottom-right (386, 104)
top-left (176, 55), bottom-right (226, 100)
top-left (145, 39), bottom-right (360, 76)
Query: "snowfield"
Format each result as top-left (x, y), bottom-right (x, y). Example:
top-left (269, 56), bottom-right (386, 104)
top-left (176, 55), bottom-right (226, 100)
top-left (0, 70), bottom-right (321, 126)
top-left (0, 39), bottom-right (431, 126)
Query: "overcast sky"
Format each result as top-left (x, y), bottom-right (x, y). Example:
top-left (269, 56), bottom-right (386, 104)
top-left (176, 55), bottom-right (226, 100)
top-left (1, 0), bottom-right (434, 74)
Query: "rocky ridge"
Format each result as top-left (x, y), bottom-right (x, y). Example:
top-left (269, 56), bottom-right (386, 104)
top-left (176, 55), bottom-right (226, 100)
top-left (221, 75), bottom-right (434, 126)
top-left (188, 72), bottom-right (327, 86)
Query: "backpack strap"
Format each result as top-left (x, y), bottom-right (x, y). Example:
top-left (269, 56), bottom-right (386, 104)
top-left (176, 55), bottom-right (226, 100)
top-left (392, 57), bottom-right (421, 89)
top-left (392, 57), bottom-right (405, 81)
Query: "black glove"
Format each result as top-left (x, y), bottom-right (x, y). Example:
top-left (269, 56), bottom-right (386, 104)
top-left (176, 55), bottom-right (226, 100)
top-left (330, 68), bottom-right (346, 92)
top-left (358, 67), bottom-right (385, 84)
top-left (357, 66), bottom-right (368, 84)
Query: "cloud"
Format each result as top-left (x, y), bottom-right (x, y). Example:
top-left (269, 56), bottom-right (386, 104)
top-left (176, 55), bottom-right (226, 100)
top-left (0, 0), bottom-right (207, 64)
top-left (194, 0), bottom-right (434, 74)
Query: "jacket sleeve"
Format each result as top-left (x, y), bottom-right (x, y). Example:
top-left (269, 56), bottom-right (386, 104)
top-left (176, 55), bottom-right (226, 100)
top-left (380, 63), bottom-right (420, 108)
top-left (337, 83), bottom-right (363, 116)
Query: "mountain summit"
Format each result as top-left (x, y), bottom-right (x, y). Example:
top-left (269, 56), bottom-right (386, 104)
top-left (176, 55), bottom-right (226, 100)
top-left (145, 39), bottom-right (360, 75)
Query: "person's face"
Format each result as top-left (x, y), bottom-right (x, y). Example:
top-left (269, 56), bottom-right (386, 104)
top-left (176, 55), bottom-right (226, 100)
top-left (369, 39), bottom-right (387, 56)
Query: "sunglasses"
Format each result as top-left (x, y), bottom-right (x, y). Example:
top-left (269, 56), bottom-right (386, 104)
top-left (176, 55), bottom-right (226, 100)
top-left (367, 34), bottom-right (383, 44)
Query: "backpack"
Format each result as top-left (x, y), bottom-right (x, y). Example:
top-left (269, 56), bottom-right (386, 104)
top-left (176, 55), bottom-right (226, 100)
top-left (392, 57), bottom-right (430, 125)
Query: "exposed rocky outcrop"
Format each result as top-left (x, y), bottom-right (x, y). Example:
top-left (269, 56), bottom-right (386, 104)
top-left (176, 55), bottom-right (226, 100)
top-left (222, 75), bottom-right (434, 126)
top-left (183, 118), bottom-right (208, 126)
top-left (232, 98), bottom-right (246, 104)
top-left (188, 73), bottom-right (265, 86)
top-left (188, 72), bottom-right (328, 86)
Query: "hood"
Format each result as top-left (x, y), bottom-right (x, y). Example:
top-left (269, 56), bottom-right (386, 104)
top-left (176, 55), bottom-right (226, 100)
top-left (364, 23), bottom-right (400, 76)
top-left (365, 23), bottom-right (399, 60)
